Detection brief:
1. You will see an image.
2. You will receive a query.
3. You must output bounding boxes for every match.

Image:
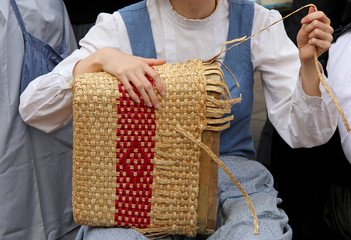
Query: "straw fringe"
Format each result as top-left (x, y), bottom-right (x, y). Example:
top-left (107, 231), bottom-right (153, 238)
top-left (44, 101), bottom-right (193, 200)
top-left (133, 228), bottom-right (170, 240)
top-left (174, 125), bottom-right (259, 235)
top-left (206, 115), bottom-right (234, 125)
top-left (202, 63), bottom-right (239, 132)
top-left (204, 123), bottom-right (231, 131)
top-left (133, 60), bottom-right (236, 237)
top-left (206, 95), bottom-right (242, 107)
top-left (146, 59), bottom-right (207, 237)
top-left (205, 86), bottom-right (227, 98)
top-left (71, 4), bottom-right (351, 239)
top-left (72, 61), bottom-right (245, 237)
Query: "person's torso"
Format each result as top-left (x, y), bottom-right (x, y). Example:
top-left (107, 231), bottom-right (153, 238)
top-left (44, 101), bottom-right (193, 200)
top-left (119, 0), bottom-right (256, 158)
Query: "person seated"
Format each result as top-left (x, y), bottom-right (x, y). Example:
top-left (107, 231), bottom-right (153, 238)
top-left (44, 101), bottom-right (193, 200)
top-left (19, 1), bottom-right (337, 239)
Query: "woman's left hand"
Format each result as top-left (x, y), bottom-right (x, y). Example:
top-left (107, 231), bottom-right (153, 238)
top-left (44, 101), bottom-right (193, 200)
top-left (297, 6), bottom-right (334, 63)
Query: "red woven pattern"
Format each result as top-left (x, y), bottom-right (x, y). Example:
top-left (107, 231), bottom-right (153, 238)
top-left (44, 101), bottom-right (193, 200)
top-left (114, 81), bottom-right (155, 228)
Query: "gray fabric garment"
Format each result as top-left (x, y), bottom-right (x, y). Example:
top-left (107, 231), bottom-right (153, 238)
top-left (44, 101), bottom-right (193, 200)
top-left (75, 156), bottom-right (292, 240)
top-left (0, 1), bottom-right (78, 239)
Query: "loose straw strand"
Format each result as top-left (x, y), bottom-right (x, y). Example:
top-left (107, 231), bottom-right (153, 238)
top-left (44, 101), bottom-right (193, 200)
top-left (313, 50), bottom-right (350, 132)
top-left (213, 59), bottom-right (240, 89)
top-left (207, 4), bottom-right (318, 61)
top-left (175, 125), bottom-right (259, 235)
top-left (206, 3), bottom-right (350, 133)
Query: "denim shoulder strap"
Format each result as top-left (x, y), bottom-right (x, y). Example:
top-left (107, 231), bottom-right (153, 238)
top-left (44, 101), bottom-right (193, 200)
top-left (9, 0), bottom-right (27, 34)
top-left (10, 0), bottom-right (67, 57)
top-left (58, 0), bottom-right (67, 57)
top-left (119, 1), bottom-right (157, 59)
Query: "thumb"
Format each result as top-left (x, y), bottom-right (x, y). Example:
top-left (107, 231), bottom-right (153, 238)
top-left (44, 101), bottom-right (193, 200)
top-left (308, 6), bottom-right (316, 14)
top-left (301, 6), bottom-right (316, 24)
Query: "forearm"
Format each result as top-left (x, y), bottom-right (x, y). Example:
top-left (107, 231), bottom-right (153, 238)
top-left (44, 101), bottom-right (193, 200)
top-left (73, 48), bottom-right (105, 77)
top-left (300, 58), bottom-right (322, 97)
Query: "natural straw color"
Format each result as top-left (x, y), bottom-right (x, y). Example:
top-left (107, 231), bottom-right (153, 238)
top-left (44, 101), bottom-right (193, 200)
top-left (174, 125), bottom-right (259, 235)
top-left (72, 60), bottom-right (239, 237)
top-left (72, 4), bottom-right (349, 237)
top-left (141, 60), bottom-right (208, 237)
top-left (72, 73), bottom-right (121, 226)
top-left (206, 3), bottom-right (350, 133)
top-left (312, 50), bottom-right (350, 132)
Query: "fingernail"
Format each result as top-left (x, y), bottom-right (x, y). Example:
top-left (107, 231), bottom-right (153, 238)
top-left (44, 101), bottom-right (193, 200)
top-left (161, 91), bottom-right (166, 96)
top-left (147, 102), bottom-right (152, 107)
top-left (155, 103), bottom-right (160, 109)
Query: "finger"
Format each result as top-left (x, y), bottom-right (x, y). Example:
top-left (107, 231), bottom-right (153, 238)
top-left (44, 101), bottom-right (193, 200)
top-left (301, 11), bottom-right (330, 25)
top-left (308, 28), bottom-right (333, 44)
top-left (308, 6), bottom-right (315, 15)
top-left (118, 75), bottom-right (141, 104)
top-left (128, 73), bottom-right (153, 108)
top-left (303, 20), bottom-right (334, 35)
top-left (144, 66), bottom-right (166, 97)
top-left (142, 58), bottom-right (166, 66)
top-left (308, 37), bottom-right (331, 53)
top-left (136, 72), bottom-right (161, 109)
top-left (138, 57), bottom-right (166, 96)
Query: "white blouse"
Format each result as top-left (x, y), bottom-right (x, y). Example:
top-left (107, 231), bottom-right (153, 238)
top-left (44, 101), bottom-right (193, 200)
top-left (327, 31), bottom-right (351, 163)
top-left (19, 0), bottom-right (338, 148)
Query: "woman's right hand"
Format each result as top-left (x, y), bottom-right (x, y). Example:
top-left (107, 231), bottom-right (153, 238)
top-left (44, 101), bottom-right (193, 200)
top-left (73, 47), bottom-right (166, 109)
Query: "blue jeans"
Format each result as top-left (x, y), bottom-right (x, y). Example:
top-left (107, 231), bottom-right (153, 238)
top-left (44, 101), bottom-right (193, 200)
top-left (75, 156), bottom-right (292, 240)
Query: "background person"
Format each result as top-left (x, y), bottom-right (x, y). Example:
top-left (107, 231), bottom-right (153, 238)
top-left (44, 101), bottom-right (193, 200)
top-left (0, 0), bottom-right (77, 239)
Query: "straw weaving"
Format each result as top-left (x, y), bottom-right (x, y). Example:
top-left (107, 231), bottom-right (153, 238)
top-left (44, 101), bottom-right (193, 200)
top-left (71, 4), bottom-right (351, 238)
top-left (72, 59), bottom-right (240, 237)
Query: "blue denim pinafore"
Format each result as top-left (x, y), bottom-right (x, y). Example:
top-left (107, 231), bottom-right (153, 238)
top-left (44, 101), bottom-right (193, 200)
top-left (10, 0), bottom-right (68, 93)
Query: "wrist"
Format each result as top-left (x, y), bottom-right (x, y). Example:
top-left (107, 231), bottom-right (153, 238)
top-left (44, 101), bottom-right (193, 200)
top-left (73, 49), bottom-right (104, 77)
top-left (300, 58), bottom-right (315, 68)
top-left (300, 61), bottom-right (321, 97)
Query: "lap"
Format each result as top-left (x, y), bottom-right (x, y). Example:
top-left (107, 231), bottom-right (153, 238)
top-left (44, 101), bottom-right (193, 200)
top-left (211, 156), bottom-right (291, 240)
top-left (75, 156), bottom-right (292, 240)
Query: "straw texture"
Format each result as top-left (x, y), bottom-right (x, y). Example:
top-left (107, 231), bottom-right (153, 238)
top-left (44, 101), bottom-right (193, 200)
top-left (144, 60), bottom-right (207, 236)
top-left (72, 59), bottom-right (236, 237)
top-left (73, 74), bottom-right (120, 226)
top-left (72, 4), bottom-right (349, 237)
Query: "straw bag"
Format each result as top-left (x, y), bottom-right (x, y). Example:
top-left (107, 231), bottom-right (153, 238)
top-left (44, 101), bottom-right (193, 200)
top-left (72, 3), bottom-right (351, 237)
top-left (72, 59), bottom-right (242, 237)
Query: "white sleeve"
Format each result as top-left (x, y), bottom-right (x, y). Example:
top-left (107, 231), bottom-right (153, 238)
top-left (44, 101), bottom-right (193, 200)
top-left (327, 31), bottom-right (351, 163)
top-left (19, 12), bottom-right (131, 133)
top-left (251, 5), bottom-right (338, 148)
